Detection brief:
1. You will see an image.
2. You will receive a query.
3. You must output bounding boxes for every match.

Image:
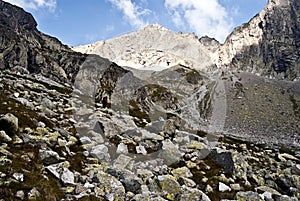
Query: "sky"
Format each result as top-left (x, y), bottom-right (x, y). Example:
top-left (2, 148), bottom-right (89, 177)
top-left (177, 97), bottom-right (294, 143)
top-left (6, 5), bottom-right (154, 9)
top-left (3, 0), bottom-right (268, 46)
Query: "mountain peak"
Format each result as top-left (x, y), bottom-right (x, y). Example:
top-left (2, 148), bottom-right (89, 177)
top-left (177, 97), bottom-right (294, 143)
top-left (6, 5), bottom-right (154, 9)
top-left (73, 23), bottom-right (215, 70)
top-left (74, 0), bottom-right (299, 79)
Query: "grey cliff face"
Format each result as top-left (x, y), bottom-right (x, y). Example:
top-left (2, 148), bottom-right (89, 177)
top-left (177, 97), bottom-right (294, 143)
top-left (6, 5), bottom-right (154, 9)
top-left (217, 0), bottom-right (300, 80)
top-left (259, 0), bottom-right (300, 79)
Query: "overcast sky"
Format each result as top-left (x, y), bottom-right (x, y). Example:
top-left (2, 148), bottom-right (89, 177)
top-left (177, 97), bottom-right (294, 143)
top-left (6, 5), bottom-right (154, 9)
top-left (3, 0), bottom-right (268, 46)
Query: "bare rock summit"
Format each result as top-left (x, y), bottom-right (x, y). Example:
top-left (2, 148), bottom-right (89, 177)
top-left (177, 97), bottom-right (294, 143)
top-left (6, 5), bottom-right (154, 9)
top-left (73, 24), bottom-right (218, 70)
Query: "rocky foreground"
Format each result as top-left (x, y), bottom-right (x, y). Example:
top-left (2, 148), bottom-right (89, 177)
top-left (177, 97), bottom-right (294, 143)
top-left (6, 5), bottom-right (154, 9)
top-left (0, 70), bottom-right (299, 201)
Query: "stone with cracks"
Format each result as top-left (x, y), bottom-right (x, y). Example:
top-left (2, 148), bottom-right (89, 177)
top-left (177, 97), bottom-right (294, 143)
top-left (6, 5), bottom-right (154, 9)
top-left (90, 144), bottom-right (110, 161)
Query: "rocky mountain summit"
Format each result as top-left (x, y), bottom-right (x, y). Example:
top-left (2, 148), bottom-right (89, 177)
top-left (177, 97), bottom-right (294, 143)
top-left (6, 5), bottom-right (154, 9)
top-left (73, 24), bottom-right (218, 70)
top-left (75, 0), bottom-right (300, 81)
top-left (0, 0), bottom-right (300, 201)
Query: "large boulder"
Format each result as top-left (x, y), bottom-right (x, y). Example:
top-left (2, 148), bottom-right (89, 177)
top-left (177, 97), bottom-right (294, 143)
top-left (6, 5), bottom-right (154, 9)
top-left (208, 148), bottom-right (234, 174)
top-left (93, 171), bottom-right (126, 200)
top-left (235, 191), bottom-right (262, 200)
top-left (39, 149), bottom-right (61, 165)
top-left (157, 175), bottom-right (182, 200)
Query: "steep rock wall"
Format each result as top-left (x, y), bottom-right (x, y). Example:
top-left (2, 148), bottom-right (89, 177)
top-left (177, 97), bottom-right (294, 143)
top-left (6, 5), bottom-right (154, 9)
top-left (0, 1), bottom-right (88, 83)
top-left (215, 0), bottom-right (300, 80)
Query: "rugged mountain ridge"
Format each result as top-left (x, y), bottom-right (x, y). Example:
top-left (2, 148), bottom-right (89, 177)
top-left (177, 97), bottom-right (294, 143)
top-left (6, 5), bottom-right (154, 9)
top-left (0, 0), bottom-right (88, 83)
top-left (74, 0), bottom-right (300, 80)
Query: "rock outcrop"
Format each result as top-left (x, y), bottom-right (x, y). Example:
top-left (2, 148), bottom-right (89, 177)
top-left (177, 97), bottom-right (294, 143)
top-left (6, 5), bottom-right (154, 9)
top-left (0, 0), bottom-right (88, 83)
top-left (215, 0), bottom-right (300, 80)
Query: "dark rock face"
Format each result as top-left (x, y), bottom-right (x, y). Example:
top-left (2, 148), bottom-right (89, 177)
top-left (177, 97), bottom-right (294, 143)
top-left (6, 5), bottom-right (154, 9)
top-left (96, 63), bottom-right (130, 101)
top-left (260, 0), bottom-right (300, 78)
top-left (134, 84), bottom-right (179, 112)
top-left (0, 1), bottom-right (37, 32)
top-left (228, 0), bottom-right (300, 80)
top-left (0, 0), bottom-right (87, 83)
top-left (275, 175), bottom-right (293, 192)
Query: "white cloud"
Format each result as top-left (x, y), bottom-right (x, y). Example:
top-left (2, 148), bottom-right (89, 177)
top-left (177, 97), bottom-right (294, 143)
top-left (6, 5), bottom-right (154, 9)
top-left (165, 0), bottom-right (233, 42)
top-left (3, 0), bottom-right (56, 11)
top-left (108, 0), bottom-right (150, 28)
